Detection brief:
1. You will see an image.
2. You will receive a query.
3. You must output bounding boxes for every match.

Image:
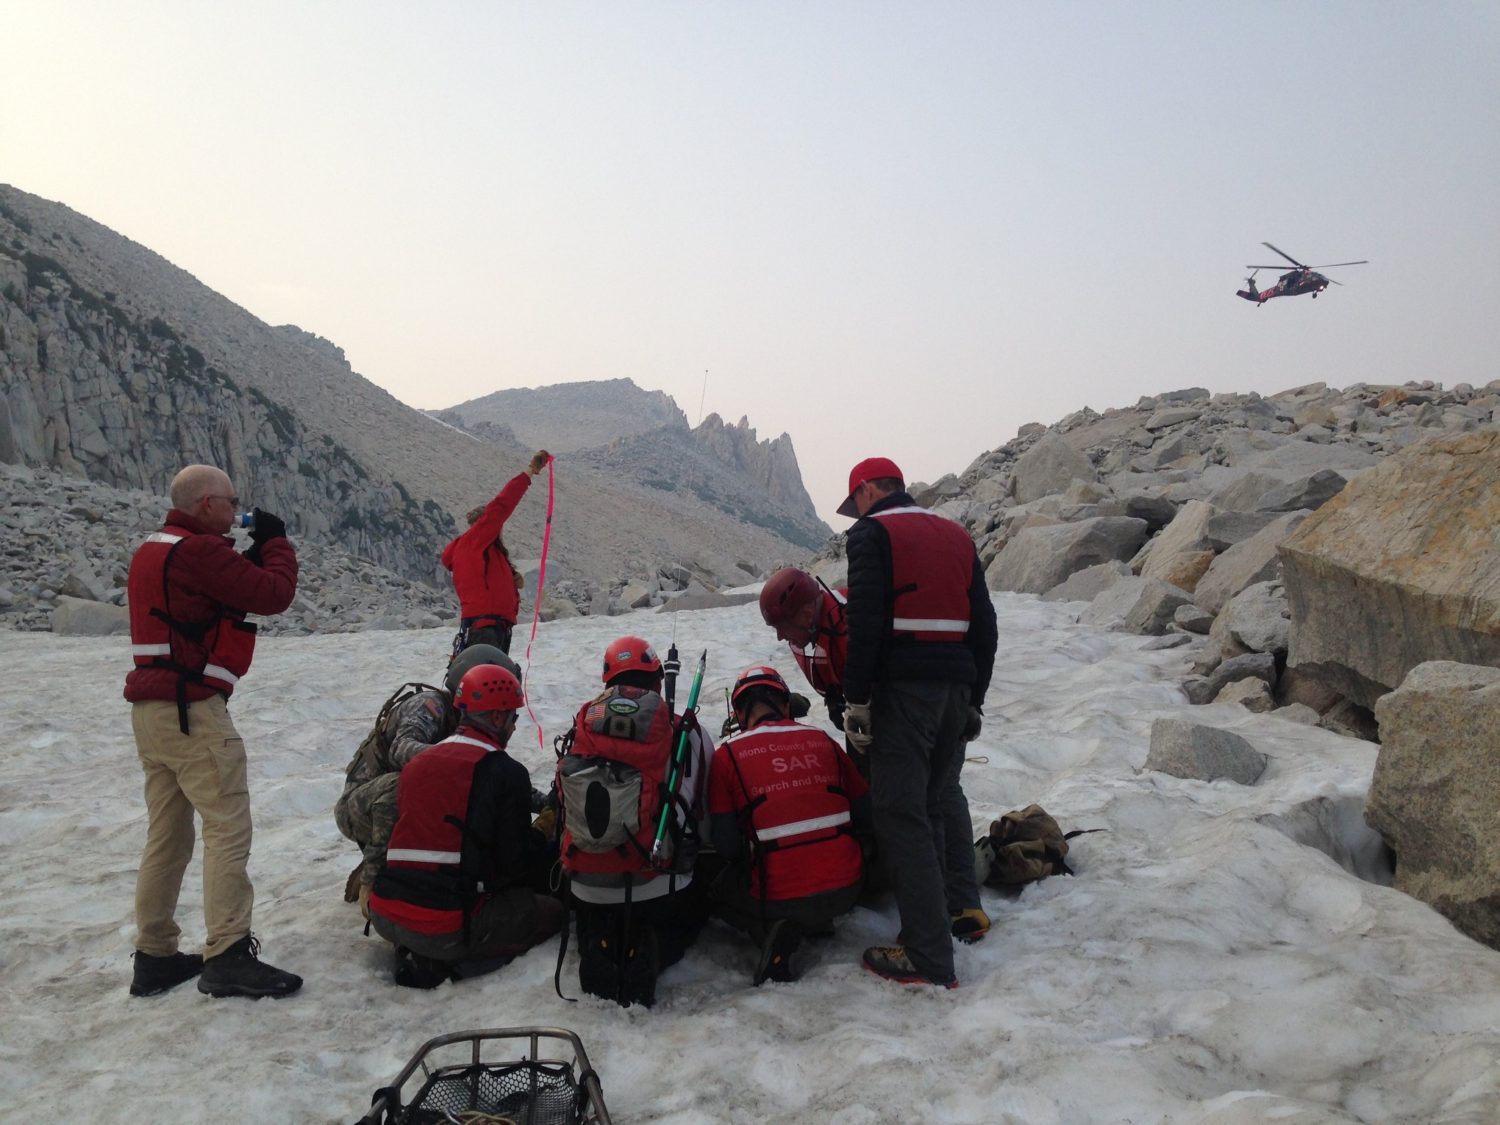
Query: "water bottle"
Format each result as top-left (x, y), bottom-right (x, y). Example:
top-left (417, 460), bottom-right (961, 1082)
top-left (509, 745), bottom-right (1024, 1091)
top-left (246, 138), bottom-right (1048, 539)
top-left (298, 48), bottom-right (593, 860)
top-left (235, 512), bottom-right (255, 529)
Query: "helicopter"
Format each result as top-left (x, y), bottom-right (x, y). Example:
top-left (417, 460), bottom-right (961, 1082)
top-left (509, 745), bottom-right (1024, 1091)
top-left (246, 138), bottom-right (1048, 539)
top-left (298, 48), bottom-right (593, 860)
top-left (1236, 242), bottom-right (1368, 304)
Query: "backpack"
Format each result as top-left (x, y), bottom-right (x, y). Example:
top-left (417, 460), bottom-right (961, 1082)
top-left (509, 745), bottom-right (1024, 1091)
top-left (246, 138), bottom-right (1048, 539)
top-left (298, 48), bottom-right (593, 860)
top-left (974, 804), bottom-right (1099, 889)
top-left (556, 685), bottom-right (683, 884)
top-left (347, 682), bottom-right (450, 781)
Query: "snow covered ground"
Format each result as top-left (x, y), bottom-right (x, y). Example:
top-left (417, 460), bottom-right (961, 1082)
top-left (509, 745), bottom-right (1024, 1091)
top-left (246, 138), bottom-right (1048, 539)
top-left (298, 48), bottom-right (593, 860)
top-left (2, 593), bottom-right (1498, 1123)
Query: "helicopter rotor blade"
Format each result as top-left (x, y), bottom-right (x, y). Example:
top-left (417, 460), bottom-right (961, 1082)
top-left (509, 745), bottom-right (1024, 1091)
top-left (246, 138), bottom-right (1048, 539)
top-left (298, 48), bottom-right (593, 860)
top-left (1261, 242), bottom-right (1307, 268)
top-left (1307, 261), bottom-right (1369, 269)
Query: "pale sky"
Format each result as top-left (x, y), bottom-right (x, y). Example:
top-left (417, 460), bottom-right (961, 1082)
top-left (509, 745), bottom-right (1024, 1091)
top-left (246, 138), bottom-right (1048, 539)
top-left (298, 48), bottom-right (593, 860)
top-left (6, 2), bottom-right (1497, 523)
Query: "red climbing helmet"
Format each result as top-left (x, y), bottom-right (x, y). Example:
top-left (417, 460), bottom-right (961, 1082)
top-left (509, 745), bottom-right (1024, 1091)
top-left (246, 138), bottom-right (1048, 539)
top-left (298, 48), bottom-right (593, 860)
top-left (602, 635), bottom-right (662, 683)
top-left (731, 664), bottom-right (791, 709)
top-left (455, 664), bottom-right (524, 715)
top-left (759, 567), bottom-right (821, 628)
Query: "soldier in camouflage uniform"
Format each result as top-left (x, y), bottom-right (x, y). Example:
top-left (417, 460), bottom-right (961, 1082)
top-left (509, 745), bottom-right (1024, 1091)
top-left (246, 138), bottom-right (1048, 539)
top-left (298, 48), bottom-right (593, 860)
top-left (335, 644), bottom-right (521, 907)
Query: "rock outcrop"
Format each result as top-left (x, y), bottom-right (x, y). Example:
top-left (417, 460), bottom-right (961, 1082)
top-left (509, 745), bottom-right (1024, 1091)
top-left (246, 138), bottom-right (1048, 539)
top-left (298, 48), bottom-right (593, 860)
top-left (1367, 661), bottom-right (1500, 949)
top-left (437, 384), bottom-right (829, 551)
top-left (1279, 428), bottom-right (1500, 709)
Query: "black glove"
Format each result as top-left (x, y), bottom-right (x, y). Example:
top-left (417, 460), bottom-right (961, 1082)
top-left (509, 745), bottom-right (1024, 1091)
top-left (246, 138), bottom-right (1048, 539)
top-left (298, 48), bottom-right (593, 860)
top-left (789, 692), bottom-right (811, 720)
top-left (249, 508), bottom-right (287, 545)
top-left (963, 707), bottom-right (983, 742)
top-left (826, 688), bottom-right (847, 729)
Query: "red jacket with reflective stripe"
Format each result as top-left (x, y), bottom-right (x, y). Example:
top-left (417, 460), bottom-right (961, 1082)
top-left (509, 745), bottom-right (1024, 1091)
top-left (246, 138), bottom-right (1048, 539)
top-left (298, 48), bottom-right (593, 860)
top-left (709, 720), bottom-right (866, 900)
top-left (124, 510), bottom-right (297, 704)
top-left (440, 472), bottom-right (531, 623)
top-left (789, 588), bottom-right (849, 697)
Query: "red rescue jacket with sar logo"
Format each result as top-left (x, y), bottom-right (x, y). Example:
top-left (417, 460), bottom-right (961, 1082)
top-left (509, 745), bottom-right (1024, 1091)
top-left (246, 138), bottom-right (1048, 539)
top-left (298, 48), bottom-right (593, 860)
top-left (709, 720), bottom-right (866, 901)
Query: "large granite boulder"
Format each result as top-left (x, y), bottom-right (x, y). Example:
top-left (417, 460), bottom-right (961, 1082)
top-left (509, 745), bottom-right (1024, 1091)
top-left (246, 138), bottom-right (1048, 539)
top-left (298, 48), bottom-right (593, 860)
top-left (50, 595), bottom-right (130, 636)
top-left (1081, 576), bottom-right (1193, 635)
top-left (1193, 510), bottom-right (1310, 615)
top-left (1367, 661), bottom-right (1500, 949)
top-left (1280, 428), bottom-right (1500, 709)
top-left (1146, 719), bottom-right (1267, 785)
top-left (1136, 499), bottom-right (1216, 586)
top-left (987, 517), bottom-right (1148, 594)
top-left (1012, 431), bottom-right (1099, 504)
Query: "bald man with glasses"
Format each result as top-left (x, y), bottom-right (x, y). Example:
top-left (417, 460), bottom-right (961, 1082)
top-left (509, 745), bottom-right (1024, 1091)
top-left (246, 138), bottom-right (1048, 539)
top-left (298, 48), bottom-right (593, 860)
top-left (124, 464), bottom-right (302, 999)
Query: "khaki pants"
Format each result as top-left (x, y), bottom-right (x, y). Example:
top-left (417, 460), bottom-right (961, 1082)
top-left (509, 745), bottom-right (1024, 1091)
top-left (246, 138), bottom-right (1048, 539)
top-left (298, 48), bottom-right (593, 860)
top-left (132, 696), bottom-right (254, 959)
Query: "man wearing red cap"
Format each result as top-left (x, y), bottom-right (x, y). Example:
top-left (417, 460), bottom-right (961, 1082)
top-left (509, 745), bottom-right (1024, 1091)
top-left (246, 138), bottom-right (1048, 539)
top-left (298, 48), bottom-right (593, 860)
top-left (837, 456), bottom-right (998, 988)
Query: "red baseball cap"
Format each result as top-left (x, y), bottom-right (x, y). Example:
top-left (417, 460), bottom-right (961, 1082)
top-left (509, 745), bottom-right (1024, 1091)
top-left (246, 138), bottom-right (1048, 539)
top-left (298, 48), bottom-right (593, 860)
top-left (837, 456), bottom-right (904, 517)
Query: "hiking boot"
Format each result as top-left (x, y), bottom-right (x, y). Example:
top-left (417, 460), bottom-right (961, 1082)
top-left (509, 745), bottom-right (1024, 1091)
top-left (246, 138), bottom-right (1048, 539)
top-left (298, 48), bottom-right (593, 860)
top-left (393, 946), bottom-right (452, 990)
top-left (861, 945), bottom-right (957, 989)
top-left (198, 935), bottom-right (302, 999)
top-left (951, 908), bottom-right (991, 944)
top-left (618, 926), bottom-right (660, 1009)
top-left (753, 919), bottom-right (802, 986)
top-left (129, 950), bottom-right (204, 997)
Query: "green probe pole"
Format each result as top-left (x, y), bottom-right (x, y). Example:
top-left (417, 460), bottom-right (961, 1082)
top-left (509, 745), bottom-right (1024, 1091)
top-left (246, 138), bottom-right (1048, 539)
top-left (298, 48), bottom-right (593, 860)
top-left (651, 649), bottom-right (707, 870)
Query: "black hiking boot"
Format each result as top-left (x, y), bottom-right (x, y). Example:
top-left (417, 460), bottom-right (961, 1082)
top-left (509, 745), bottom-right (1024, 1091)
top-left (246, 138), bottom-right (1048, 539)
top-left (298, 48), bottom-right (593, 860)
top-left (753, 920), bottom-right (802, 986)
top-left (129, 950), bottom-right (204, 997)
top-left (198, 935), bottom-right (302, 999)
top-left (393, 946), bottom-right (452, 989)
top-left (618, 926), bottom-right (660, 1008)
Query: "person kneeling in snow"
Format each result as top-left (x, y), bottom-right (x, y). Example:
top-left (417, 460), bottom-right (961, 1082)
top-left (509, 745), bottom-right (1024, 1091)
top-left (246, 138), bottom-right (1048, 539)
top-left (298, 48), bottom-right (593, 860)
top-left (554, 636), bottom-right (713, 1008)
top-left (368, 664), bottom-right (563, 987)
top-left (334, 644), bottom-right (522, 914)
top-left (709, 665), bottom-right (871, 984)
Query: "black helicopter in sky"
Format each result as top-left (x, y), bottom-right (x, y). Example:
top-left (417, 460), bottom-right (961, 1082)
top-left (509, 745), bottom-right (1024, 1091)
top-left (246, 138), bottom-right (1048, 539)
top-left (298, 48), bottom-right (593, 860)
top-left (1236, 242), bottom-right (1368, 304)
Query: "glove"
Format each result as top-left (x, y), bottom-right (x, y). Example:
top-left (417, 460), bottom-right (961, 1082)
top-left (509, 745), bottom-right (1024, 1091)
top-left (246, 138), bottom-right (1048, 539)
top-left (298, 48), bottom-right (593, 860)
top-left (826, 688), bottom-right (847, 729)
top-left (249, 508), bottom-right (287, 545)
top-left (527, 449), bottom-right (551, 476)
top-left (789, 692), bottom-right (811, 720)
top-left (963, 707), bottom-right (983, 742)
top-left (531, 805), bottom-right (557, 840)
top-left (843, 702), bottom-right (873, 753)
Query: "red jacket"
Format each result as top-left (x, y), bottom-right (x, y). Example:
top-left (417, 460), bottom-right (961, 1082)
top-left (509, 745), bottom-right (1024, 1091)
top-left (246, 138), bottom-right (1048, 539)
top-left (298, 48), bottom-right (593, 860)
top-left (124, 510), bottom-right (297, 704)
top-left (789, 588), bottom-right (849, 698)
top-left (440, 472), bottom-right (531, 623)
top-left (709, 720), bottom-right (866, 901)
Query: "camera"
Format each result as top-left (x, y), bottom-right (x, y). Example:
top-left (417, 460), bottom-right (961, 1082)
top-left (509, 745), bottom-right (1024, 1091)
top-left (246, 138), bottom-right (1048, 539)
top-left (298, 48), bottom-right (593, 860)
top-left (235, 513), bottom-right (255, 529)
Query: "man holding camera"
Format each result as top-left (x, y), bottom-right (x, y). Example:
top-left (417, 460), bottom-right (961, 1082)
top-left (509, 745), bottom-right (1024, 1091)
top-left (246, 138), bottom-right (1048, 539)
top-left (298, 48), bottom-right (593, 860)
top-left (124, 464), bottom-right (302, 999)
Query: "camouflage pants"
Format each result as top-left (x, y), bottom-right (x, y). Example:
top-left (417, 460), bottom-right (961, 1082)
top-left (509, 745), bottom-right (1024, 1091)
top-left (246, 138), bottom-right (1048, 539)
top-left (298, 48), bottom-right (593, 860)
top-left (334, 771), bottom-right (400, 885)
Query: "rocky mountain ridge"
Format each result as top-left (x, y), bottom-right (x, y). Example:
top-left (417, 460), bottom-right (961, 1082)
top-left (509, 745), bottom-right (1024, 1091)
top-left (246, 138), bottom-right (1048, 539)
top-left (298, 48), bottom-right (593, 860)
top-left (435, 380), bottom-right (828, 549)
top-left (0, 184), bottom-right (823, 595)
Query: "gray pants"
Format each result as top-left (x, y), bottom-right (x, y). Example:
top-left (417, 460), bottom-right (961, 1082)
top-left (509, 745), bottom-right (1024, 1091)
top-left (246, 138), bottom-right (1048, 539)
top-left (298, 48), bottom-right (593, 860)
top-left (869, 679), bottom-right (978, 982)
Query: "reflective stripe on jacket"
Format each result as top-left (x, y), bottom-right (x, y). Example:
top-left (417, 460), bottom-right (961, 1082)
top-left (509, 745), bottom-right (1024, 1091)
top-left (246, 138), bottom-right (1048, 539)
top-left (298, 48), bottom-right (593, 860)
top-left (711, 720), bottom-right (865, 901)
top-left (868, 506), bottom-right (974, 642)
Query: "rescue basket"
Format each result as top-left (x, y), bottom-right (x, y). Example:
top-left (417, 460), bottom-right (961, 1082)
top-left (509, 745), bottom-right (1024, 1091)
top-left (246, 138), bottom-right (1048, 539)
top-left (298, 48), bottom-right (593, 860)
top-left (357, 1027), bottom-right (611, 1125)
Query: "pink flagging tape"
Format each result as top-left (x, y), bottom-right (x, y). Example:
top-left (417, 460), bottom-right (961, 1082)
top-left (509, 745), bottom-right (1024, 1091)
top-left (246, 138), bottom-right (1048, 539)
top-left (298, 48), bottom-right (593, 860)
top-left (523, 456), bottom-right (555, 752)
